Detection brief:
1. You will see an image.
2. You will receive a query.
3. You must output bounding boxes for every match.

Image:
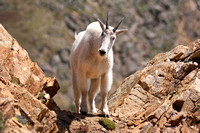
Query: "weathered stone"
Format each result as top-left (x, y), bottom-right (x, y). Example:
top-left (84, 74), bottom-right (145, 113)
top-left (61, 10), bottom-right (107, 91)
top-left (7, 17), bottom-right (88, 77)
top-left (132, 122), bottom-right (153, 133)
top-left (0, 24), bottom-right (59, 96)
top-left (108, 70), bottom-right (143, 111)
top-left (193, 111), bottom-right (200, 121)
top-left (158, 116), bottom-right (167, 129)
top-left (139, 74), bottom-right (155, 91)
top-left (108, 39), bottom-right (200, 132)
top-left (0, 75), bottom-right (59, 132)
top-left (148, 125), bottom-right (160, 133)
top-left (168, 111), bottom-right (185, 127)
top-left (127, 120), bottom-right (134, 127)
top-left (150, 99), bottom-right (170, 120)
top-left (43, 77), bottom-right (60, 98)
top-left (0, 24), bottom-right (60, 132)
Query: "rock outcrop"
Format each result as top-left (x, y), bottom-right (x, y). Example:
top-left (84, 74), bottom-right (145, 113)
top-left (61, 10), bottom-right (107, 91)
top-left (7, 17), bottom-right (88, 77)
top-left (0, 24), bottom-right (60, 132)
top-left (108, 40), bottom-right (200, 132)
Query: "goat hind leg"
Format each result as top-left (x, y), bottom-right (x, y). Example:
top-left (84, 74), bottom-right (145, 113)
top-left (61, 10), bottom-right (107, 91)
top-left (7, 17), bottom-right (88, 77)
top-left (78, 76), bottom-right (89, 115)
top-left (74, 89), bottom-right (81, 113)
top-left (72, 73), bottom-right (81, 113)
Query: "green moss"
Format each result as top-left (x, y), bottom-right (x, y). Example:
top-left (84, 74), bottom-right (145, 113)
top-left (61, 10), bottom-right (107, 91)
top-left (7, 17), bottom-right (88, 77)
top-left (99, 118), bottom-right (116, 130)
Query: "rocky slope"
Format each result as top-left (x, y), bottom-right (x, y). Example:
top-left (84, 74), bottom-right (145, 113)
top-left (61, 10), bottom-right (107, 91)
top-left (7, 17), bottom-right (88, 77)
top-left (1, 0), bottom-right (200, 110)
top-left (108, 40), bottom-right (200, 132)
top-left (0, 24), bottom-right (200, 132)
top-left (0, 24), bottom-right (60, 132)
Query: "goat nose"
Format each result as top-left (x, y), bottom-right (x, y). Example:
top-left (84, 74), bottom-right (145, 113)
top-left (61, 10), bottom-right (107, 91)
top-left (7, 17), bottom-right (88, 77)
top-left (99, 49), bottom-right (106, 56)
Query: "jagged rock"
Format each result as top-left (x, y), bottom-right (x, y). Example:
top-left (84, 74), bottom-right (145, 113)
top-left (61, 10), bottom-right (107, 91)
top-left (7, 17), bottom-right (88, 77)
top-left (108, 39), bottom-right (200, 132)
top-left (43, 77), bottom-right (59, 98)
top-left (0, 24), bottom-right (59, 97)
top-left (0, 24), bottom-right (60, 132)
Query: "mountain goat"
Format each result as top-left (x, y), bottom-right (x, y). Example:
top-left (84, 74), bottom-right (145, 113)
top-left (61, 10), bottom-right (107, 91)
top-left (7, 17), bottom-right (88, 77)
top-left (70, 14), bottom-right (127, 117)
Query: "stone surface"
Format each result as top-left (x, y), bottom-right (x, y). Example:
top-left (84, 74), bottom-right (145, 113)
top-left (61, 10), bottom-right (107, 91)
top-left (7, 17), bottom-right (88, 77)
top-left (0, 24), bottom-right (60, 97)
top-left (0, 24), bottom-right (60, 132)
top-left (108, 39), bottom-right (200, 132)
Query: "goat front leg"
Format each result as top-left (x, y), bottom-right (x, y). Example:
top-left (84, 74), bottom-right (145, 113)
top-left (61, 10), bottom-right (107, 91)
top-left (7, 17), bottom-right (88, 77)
top-left (88, 78), bottom-right (100, 113)
top-left (100, 71), bottom-right (112, 117)
top-left (78, 75), bottom-right (89, 115)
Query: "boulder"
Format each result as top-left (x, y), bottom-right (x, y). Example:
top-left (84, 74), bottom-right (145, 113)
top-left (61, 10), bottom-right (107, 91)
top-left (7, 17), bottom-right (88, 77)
top-left (108, 40), bottom-right (200, 132)
top-left (0, 24), bottom-right (59, 97)
top-left (0, 24), bottom-right (60, 132)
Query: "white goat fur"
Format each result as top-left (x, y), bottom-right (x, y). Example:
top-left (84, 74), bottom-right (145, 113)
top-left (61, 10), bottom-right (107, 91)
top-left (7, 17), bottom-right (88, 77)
top-left (70, 19), bottom-right (127, 116)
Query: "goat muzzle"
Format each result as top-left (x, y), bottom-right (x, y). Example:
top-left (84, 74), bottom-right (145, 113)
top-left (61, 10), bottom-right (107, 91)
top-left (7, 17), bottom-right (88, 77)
top-left (99, 49), bottom-right (106, 56)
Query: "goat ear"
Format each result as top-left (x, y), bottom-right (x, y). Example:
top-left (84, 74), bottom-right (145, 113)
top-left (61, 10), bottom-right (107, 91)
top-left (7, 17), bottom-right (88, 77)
top-left (97, 19), bottom-right (105, 31)
top-left (116, 29), bottom-right (128, 35)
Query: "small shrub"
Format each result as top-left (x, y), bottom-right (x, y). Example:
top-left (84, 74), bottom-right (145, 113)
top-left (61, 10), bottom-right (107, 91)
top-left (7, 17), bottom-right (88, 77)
top-left (99, 118), bottom-right (116, 130)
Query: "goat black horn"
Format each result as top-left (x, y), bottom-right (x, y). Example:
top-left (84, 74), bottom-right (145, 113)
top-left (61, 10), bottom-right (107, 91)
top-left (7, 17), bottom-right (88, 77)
top-left (113, 17), bottom-right (124, 32)
top-left (106, 12), bottom-right (109, 29)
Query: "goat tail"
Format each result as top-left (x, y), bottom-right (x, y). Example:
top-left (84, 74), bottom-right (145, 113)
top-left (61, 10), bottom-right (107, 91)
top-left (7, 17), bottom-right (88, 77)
top-left (74, 32), bottom-right (78, 39)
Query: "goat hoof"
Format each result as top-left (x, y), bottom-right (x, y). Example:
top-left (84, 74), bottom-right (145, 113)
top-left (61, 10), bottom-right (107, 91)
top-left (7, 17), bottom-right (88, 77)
top-left (80, 111), bottom-right (88, 115)
top-left (104, 114), bottom-right (110, 118)
top-left (99, 114), bottom-right (110, 117)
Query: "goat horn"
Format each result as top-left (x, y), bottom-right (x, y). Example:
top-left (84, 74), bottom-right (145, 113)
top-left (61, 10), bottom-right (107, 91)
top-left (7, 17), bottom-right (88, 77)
top-left (106, 12), bottom-right (109, 29)
top-left (113, 17), bottom-right (124, 32)
top-left (98, 18), bottom-right (105, 31)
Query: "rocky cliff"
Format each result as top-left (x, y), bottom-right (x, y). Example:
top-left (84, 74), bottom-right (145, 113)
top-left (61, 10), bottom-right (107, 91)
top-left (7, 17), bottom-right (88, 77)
top-left (1, 0), bottom-right (200, 110)
top-left (0, 23), bottom-right (199, 132)
top-left (108, 40), bottom-right (200, 132)
top-left (0, 24), bottom-right (60, 132)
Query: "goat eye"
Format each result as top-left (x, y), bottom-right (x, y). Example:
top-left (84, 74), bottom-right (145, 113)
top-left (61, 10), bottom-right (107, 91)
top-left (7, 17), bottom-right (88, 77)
top-left (112, 37), bottom-right (115, 40)
top-left (101, 32), bottom-right (104, 36)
